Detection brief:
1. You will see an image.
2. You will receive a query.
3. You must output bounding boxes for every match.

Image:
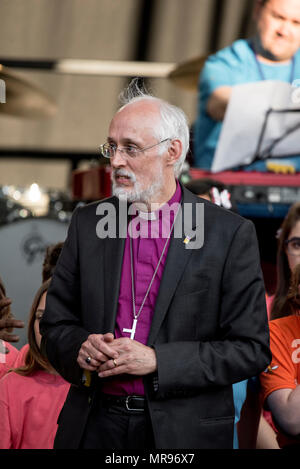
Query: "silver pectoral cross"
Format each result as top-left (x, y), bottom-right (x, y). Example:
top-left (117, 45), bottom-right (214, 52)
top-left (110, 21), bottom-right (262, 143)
top-left (123, 318), bottom-right (137, 340)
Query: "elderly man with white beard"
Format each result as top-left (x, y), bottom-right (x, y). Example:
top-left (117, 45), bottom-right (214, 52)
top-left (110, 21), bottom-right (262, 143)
top-left (40, 81), bottom-right (271, 450)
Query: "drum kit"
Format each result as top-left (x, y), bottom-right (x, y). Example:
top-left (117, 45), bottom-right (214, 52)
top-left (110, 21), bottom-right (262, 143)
top-left (0, 57), bottom-right (204, 347)
top-left (0, 182), bottom-right (81, 348)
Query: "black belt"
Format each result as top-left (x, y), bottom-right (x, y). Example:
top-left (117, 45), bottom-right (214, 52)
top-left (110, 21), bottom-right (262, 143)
top-left (101, 394), bottom-right (146, 412)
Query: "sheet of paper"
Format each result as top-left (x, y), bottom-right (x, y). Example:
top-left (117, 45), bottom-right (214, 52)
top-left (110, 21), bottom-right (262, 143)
top-left (211, 80), bottom-right (300, 173)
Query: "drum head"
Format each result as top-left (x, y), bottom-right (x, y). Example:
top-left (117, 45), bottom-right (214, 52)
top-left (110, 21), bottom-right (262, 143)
top-left (0, 217), bottom-right (69, 349)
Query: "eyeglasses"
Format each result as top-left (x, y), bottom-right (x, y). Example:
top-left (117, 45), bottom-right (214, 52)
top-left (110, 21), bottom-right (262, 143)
top-left (99, 138), bottom-right (171, 159)
top-left (285, 237), bottom-right (300, 256)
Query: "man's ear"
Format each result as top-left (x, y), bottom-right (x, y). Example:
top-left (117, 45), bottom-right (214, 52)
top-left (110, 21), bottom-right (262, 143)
top-left (166, 139), bottom-right (182, 166)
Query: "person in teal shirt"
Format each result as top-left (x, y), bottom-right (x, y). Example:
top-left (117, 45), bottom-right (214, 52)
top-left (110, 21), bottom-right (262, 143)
top-left (194, 0), bottom-right (300, 172)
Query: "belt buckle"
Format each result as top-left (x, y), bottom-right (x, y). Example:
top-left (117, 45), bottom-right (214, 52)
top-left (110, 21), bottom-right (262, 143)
top-left (125, 396), bottom-right (144, 412)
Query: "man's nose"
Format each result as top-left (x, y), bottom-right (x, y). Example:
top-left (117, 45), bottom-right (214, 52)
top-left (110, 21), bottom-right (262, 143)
top-left (110, 148), bottom-right (127, 167)
top-left (277, 20), bottom-right (290, 37)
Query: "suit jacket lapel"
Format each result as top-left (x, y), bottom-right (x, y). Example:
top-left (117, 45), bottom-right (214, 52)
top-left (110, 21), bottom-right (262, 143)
top-left (102, 198), bottom-right (127, 333)
top-left (147, 187), bottom-right (204, 345)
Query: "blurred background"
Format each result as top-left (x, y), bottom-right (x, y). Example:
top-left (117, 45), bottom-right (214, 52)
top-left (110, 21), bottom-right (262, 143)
top-left (0, 0), bottom-right (272, 346)
top-left (0, 0), bottom-right (255, 188)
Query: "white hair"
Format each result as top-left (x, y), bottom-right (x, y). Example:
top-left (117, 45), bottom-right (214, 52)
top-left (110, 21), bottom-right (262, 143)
top-left (118, 79), bottom-right (190, 177)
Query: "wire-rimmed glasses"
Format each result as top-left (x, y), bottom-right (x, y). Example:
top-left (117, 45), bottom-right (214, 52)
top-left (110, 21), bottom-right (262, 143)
top-left (99, 138), bottom-right (171, 159)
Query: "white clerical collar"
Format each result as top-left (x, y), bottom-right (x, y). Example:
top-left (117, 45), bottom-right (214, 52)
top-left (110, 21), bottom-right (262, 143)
top-left (137, 210), bottom-right (157, 221)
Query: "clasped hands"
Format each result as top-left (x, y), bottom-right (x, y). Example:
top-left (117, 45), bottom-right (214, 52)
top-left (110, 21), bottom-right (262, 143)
top-left (77, 333), bottom-right (157, 378)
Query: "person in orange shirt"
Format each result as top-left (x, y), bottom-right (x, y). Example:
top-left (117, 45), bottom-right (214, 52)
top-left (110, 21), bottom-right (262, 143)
top-left (269, 202), bottom-right (300, 320)
top-left (260, 219), bottom-right (300, 448)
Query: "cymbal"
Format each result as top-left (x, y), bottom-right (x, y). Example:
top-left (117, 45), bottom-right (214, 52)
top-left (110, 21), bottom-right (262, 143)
top-left (168, 55), bottom-right (208, 91)
top-left (0, 64), bottom-right (57, 118)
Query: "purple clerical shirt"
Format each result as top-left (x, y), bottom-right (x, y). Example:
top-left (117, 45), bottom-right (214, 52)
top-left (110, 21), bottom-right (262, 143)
top-left (101, 181), bottom-right (182, 396)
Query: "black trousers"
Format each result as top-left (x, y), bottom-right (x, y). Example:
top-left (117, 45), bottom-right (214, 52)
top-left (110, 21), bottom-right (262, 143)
top-left (80, 396), bottom-right (156, 449)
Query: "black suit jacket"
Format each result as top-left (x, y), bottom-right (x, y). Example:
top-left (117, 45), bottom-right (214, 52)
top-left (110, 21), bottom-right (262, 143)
top-left (40, 186), bottom-right (271, 449)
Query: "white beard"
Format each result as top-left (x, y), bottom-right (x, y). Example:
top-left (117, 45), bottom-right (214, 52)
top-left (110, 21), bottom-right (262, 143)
top-left (112, 166), bottom-right (164, 205)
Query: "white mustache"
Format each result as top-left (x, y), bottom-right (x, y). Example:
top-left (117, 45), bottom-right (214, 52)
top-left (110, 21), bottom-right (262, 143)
top-left (112, 169), bottom-right (137, 183)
